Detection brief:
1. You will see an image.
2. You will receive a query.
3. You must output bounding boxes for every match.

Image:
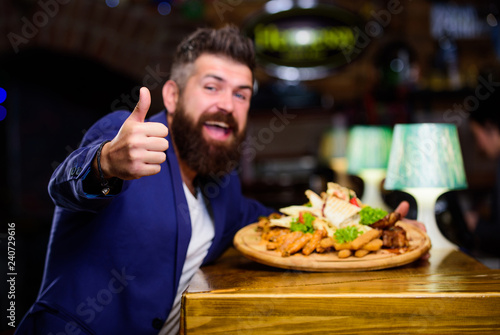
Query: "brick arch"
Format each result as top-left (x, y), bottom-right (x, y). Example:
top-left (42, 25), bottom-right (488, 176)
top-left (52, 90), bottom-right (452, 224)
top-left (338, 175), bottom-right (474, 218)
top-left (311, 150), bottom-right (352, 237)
top-left (1, 0), bottom-right (204, 113)
top-left (0, 1), bottom-right (205, 226)
top-left (1, 0), bottom-right (200, 80)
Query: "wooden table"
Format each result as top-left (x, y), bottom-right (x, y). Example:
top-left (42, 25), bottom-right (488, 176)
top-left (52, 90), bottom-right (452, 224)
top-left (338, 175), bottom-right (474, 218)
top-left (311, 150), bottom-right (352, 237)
top-left (181, 248), bottom-right (500, 334)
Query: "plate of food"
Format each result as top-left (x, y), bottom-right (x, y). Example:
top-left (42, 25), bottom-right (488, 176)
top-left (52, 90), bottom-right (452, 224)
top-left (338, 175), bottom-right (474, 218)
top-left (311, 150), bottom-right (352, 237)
top-left (234, 182), bottom-right (431, 272)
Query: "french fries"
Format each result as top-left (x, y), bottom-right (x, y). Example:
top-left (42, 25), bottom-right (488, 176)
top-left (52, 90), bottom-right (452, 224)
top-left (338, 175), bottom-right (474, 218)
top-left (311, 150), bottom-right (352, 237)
top-left (278, 231), bottom-right (303, 255)
top-left (283, 233), bottom-right (312, 257)
top-left (256, 181), bottom-right (407, 259)
top-left (259, 217), bottom-right (385, 259)
top-left (302, 229), bottom-right (326, 256)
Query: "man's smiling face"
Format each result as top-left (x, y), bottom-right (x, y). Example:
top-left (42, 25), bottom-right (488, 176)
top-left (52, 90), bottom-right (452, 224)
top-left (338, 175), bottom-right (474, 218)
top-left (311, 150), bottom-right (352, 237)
top-left (168, 53), bottom-right (253, 176)
top-left (182, 53), bottom-right (253, 142)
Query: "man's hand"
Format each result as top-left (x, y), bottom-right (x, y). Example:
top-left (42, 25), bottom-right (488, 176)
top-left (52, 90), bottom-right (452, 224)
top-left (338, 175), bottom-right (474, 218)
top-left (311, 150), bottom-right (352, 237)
top-left (394, 200), bottom-right (427, 232)
top-left (96, 87), bottom-right (169, 180)
top-left (395, 200), bottom-right (430, 259)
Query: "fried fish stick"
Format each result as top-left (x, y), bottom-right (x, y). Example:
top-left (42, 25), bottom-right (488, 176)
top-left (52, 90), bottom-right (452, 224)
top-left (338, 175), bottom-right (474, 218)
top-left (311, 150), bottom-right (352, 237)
top-left (320, 236), bottom-right (335, 249)
top-left (338, 249), bottom-right (352, 258)
top-left (283, 233), bottom-right (312, 257)
top-left (351, 229), bottom-right (382, 250)
top-left (302, 229), bottom-right (327, 255)
top-left (278, 231), bottom-right (303, 254)
top-left (354, 249), bottom-right (370, 258)
top-left (333, 241), bottom-right (353, 250)
top-left (362, 238), bottom-right (383, 251)
top-left (316, 245), bottom-right (327, 253)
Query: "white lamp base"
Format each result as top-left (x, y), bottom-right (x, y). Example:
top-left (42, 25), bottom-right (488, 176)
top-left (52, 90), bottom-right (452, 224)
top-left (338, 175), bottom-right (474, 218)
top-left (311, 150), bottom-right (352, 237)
top-left (330, 157), bottom-right (350, 188)
top-left (404, 188), bottom-right (457, 250)
top-left (359, 169), bottom-right (390, 212)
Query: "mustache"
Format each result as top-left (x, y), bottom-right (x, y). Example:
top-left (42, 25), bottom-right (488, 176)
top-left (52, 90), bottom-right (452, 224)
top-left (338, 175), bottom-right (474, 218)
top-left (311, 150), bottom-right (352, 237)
top-left (198, 111), bottom-right (239, 133)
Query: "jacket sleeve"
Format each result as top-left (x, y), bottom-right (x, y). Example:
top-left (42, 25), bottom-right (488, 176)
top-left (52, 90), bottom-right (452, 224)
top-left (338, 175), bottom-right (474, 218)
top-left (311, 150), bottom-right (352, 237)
top-left (239, 195), bottom-right (276, 228)
top-left (48, 111), bottom-right (130, 213)
top-left (234, 175), bottom-right (276, 236)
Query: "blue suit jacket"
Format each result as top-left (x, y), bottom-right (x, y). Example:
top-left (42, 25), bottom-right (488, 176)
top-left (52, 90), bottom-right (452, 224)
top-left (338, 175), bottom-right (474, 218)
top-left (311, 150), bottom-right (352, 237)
top-left (16, 111), bottom-right (273, 334)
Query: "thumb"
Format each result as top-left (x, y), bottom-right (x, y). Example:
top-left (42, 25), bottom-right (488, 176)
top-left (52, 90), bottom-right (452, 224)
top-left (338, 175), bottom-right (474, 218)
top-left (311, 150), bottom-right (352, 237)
top-left (129, 87), bottom-right (151, 122)
top-left (394, 200), bottom-right (410, 219)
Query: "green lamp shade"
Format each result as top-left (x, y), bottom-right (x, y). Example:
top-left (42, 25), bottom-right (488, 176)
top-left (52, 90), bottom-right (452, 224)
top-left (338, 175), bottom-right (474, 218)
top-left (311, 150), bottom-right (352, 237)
top-left (346, 126), bottom-right (393, 174)
top-left (384, 123), bottom-right (468, 190)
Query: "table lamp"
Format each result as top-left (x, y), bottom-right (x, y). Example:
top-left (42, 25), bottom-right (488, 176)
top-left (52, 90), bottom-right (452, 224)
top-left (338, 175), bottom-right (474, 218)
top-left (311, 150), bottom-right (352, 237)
top-left (346, 125), bottom-right (393, 210)
top-left (319, 125), bottom-right (349, 187)
top-left (384, 123), bottom-right (467, 249)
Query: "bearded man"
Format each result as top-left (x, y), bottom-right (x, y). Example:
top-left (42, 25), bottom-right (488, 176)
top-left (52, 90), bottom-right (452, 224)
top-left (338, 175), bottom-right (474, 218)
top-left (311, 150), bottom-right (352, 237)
top-left (16, 26), bottom-right (274, 335)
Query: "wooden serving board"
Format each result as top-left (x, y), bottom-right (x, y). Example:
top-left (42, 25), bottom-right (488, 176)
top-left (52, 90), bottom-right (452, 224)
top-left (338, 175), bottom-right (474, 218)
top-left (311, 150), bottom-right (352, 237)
top-left (233, 222), bottom-right (431, 272)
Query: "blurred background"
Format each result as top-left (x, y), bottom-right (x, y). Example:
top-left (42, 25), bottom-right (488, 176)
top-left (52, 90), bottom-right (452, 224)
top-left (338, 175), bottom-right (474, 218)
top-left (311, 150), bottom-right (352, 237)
top-left (1, 0), bottom-right (500, 331)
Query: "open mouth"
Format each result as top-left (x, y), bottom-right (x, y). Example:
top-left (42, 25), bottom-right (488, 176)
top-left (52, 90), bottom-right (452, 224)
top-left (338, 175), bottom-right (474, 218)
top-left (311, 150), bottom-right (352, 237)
top-left (203, 120), bottom-right (233, 141)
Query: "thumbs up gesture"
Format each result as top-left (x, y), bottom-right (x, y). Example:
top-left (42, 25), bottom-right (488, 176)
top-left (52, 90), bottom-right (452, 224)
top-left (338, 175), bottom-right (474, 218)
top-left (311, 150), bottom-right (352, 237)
top-left (97, 87), bottom-right (169, 180)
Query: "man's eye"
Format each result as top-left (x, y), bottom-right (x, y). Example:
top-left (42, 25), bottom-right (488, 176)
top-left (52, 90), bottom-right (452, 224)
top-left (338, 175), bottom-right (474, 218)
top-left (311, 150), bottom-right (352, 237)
top-left (235, 92), bottom-right (247, 100)
top-left (205, 86), bottom-right (217, 92)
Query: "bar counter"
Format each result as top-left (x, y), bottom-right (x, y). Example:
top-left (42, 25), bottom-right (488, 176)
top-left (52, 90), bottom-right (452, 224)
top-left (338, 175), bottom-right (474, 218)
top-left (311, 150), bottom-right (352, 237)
top-left (181, 248), bottom-right (500, 334)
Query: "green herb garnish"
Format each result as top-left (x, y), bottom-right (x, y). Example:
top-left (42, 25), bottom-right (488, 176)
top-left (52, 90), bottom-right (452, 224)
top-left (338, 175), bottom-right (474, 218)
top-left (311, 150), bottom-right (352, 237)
top-left (359, 206), bottom-right (388, 225)
top-left (333, 226), bottom-right (362, 243)
top-left (290, 212), bottom-right (315, 234)
top-left (334, 226), bottom-right (361, 244)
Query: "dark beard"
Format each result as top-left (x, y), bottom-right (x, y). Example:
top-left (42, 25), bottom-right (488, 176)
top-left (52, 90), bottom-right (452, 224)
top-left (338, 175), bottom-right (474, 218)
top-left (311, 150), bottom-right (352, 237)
top-left (170, 107), bottom-right (245, 178)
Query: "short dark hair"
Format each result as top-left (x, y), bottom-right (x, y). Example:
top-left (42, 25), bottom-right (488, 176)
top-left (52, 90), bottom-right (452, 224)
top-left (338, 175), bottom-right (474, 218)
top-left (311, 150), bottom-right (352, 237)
top-left (469, 89), bottom-right (500, 129)
top-left (170, 25), bottom-right (255, 91)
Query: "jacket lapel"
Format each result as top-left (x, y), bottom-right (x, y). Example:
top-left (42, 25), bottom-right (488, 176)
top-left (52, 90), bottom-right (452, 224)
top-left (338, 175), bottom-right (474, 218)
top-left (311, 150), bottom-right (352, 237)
top-left (161, 113), bottom-right (192, 294)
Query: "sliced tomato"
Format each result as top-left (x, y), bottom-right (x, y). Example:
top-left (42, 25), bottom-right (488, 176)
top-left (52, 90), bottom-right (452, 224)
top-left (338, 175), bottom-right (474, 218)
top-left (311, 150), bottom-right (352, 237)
top-left (298, 211), bottom-right (304, 224)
